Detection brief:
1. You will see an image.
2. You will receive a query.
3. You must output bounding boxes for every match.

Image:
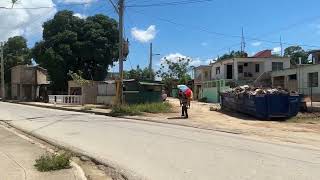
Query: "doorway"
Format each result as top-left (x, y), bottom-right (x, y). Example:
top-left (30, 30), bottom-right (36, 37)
top-left (227, 65), bottom-right (233, 79)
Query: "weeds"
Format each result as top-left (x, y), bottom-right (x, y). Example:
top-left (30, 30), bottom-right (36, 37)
top-left (34, 153), bottom-right (71, 172)
top-left (110, 102), bottom-right (172, 117)
top-left (81, 105), bottom-right (95, 111)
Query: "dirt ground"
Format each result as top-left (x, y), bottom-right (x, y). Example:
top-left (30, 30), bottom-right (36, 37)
top-left (142, 98), bottom-right (320, 149)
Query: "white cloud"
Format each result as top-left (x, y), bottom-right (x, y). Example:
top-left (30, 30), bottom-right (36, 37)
top-left (201, 42), bottom-right (208, 46)
top-left (74, 13), bottom-right (87, 19)
top-left (272, 47), bottom-right (281, 54)
top-left (131, 25), bottom-right (156, 43)
top-left (158, 53), bottom-right (212, 67)
top-left (0, 0), bottom-right (57, 42)
top-left (251, 41), bottom-right (262, 47)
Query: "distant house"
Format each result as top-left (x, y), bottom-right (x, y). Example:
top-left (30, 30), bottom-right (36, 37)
top-left (211, 50), bottom-right (291, 85)
top-left (11, 65), bottom-right (49, 101)
top-left (271, 51), bottom-right (320, 101)
top-left (193, 65), bottom-right (212, 100)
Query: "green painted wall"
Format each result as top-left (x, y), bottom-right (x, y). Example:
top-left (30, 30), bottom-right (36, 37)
top-left (200, 80), bottom-right (231, 103)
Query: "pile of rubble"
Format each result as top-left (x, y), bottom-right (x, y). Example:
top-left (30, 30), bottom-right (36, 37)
top-left (225, 85), bottom-right (298, 96)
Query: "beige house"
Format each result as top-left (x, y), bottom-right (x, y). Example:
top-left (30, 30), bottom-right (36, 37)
top-left (11, 65), bottom-right (49, 101)
top-left (211, 50), bottom-right (290, 84)
top-left (193, 65), bottom-right (212, 99)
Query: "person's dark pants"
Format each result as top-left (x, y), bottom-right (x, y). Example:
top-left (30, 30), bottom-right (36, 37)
top-left (182, 105), bottom-right (188, 118)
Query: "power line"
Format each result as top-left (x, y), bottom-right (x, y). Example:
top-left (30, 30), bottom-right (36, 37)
top-left (0, 2), bottom-right (92, 10)
top-left (128, 9), bottom-right (320, 49)
top-left (126, 0), bottom-right (214, 7)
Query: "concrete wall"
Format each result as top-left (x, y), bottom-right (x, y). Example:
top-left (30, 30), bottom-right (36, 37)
top-left (11, 66), bottom-right (22, 84)
top-left (68, 81), bottom-right (98, 104)
top-left (37, 70), bottom-right (47, 84)
top-left (97, 96), bottom-right (116, 105)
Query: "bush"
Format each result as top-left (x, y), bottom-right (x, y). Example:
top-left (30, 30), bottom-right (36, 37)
top-left (110, 102), bottom-right (172, 117)
top-left (34, 153), bottom-right (71, 172)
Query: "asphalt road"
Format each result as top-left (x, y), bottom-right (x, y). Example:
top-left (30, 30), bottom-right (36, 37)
top-left (0, 102), bottom-right (320, 180)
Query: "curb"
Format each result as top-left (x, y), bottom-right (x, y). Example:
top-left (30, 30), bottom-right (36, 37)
top-left (16, 102), bottom-right (112, 116)
top-left (13, 101), bottom-right (243, 135)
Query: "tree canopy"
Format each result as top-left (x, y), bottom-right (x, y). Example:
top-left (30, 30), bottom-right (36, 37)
top-left (217, 50), bottom-right (247, 61)
top-left (124, 65), bottom-right (155, 80)
top-left (3, 36), bottom-right (31, 83)
top-left (157, 57), bottom-right (191, 91)
top-left (284, 46), bottom-right (308, 64)
top-left (32, 10), bottom-right (119, 92)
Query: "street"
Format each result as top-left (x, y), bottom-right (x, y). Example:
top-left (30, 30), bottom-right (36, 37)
top-left (0, 102), bottom-right (319, 180)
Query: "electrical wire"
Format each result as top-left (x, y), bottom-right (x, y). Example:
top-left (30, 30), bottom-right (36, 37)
top-left (0, 2), bottom-right (92, 10)
top-left (128, 9), bottom-right (320, 49)
top-left (126, 0), bottom-right (214, 8)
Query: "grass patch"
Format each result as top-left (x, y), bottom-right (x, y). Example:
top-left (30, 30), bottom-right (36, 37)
top-left (81, 105), bottom-right (95, 111)
top-left (34, 153), bottom-right (71, 172)
top-left (110, 102), bottom-right (172, 117)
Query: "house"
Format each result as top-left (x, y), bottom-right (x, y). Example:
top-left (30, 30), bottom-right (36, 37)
top-left (193, 65), bottom-right (212, 100)
top-left (271, 51), bottom-right (320, 101)
top-left (11, 65), bottom-right (49, 101)
top-left (211, 50), bottom-right (291, 85)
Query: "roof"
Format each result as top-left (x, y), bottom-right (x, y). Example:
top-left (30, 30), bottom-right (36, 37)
top-left (252, 50), bottom-right (272, 58)
top-left (139, 82), bottom-right (163, 86)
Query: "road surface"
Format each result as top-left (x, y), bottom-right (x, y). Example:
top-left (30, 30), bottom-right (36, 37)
top-left (0, 102), bottom-right (319, 180)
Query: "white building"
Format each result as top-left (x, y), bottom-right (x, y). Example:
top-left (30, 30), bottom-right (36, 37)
top-left (271, 64), bottom-right (320, 101)
top-left (211, 50), bottom-right (290, 83)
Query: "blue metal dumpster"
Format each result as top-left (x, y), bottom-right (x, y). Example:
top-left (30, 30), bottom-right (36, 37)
top-left (221, 93), bottom-right (300, 119)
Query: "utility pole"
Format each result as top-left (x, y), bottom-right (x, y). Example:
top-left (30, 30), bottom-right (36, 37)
top-left (149, 42), bottom-right (153, 80)
top-left (0, 42), bottom-right (4, 100)
top-left (280, 36), bottom-right (283, 57)
top-left (240, 27), bottom-right (245, 55)
top-left (118, 0), bottom-right (124, 104)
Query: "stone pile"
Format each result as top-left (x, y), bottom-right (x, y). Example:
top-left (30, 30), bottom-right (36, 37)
top-left (225, 85), bottom-right (298, 96)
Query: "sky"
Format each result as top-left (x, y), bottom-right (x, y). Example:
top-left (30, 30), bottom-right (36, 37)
top-left (2, 0), bottom-right (320, 72)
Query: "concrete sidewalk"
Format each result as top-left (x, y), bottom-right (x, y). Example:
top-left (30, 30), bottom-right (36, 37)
top-left (0, 124), bottom-right (84, 180)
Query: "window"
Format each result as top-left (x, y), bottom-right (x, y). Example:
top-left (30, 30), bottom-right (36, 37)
top-left (244, 63), bottom-right (248, 67)
top-left (216, 67), bottom-right (220, 74)
top-left (308, 72), bottom-right (318, 87)
top-left (272, 62), bottom-right (284, 71)
top-left (288, 74), bottom-right (297, 80)
top-left (255, 64), bottom-right (260, 73)
top-left (238, 65), bottom-right (243, 73)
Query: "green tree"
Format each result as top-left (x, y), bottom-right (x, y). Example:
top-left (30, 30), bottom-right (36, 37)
top-left (157, 57), bottom-right (191, 92)
top-left (284, 46), bottom-right (308, 64)
top-left (218, 50), bottom-right (247, 61)
top-left (32, 10), bottom-right (119, 92)
top-left (124, 65), bottom-right (155, 80)
top-left (3, 36), bottom-right (31, 83)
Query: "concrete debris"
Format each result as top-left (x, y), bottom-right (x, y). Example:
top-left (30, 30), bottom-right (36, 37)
top-left (225, 85), bottom-right (298, 96)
